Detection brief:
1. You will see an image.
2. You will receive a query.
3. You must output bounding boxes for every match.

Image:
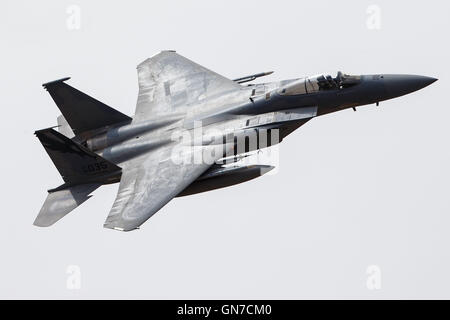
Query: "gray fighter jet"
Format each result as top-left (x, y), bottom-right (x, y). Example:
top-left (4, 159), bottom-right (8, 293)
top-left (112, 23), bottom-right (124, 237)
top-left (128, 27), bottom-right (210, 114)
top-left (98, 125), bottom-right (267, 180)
top-left (35, 51), bottom-right (437, 231)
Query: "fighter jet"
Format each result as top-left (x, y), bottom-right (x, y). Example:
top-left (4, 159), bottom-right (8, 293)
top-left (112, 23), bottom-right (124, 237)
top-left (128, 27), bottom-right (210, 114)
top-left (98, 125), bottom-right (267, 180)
top-left (34, 51), bottom-right (437, 231)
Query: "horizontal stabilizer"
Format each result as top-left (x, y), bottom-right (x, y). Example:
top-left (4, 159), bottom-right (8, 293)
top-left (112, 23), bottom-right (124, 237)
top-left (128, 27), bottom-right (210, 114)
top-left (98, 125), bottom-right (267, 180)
top-left (43, 78), bottom-right (131, 135)
top-left (34, 183), bottom-right (100, 227)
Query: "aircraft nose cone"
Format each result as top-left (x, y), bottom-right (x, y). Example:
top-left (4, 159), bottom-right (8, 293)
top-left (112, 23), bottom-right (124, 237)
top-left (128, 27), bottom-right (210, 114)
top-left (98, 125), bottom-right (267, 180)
top-left (383, 74), bottom-right (437, 98)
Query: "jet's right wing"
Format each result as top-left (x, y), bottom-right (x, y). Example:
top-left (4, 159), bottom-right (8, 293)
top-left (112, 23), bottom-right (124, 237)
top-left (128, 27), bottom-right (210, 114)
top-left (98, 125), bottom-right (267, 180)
top-left (104, 142), bottom-right (230, 231)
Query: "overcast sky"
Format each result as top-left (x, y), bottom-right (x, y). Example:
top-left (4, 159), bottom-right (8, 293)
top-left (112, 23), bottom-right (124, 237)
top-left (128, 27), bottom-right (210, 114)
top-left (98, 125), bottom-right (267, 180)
top-left (1, 0), bottom-right (449, 299)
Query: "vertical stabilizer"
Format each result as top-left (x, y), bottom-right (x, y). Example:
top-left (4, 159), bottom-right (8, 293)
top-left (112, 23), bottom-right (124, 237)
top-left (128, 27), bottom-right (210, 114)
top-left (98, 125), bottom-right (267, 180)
top-left (42, 78), bottom-right (131, 135)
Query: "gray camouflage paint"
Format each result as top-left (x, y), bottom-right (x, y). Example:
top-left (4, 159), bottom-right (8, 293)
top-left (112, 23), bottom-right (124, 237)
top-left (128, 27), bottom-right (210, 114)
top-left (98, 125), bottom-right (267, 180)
top-left (35, 51), bottom-right (437, 231)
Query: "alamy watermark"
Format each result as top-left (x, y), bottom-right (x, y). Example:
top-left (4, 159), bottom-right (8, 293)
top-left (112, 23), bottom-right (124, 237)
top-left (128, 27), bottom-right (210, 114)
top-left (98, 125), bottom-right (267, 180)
top-left (66, 5), bottom-right (81, 30)
top-left (366, 264), bottom-right (381, 290)
top-left (66, 265), bottom-right (81, 290)
top-left (366, 5), bottom-right (382, 30)
top-left (169, 121), bottom-right (280, 174)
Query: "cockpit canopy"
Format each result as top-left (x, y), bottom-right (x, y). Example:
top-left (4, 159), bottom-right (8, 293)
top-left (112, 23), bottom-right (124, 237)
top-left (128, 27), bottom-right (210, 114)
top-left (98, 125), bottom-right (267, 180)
top-left (278, 71), bottom-right (361, 96)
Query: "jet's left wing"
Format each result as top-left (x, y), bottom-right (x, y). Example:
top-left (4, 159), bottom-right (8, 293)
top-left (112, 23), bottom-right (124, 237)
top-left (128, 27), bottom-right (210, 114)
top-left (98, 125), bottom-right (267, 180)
top-left (134, 51), bottom-right (241, 122)
top-left (104, 143), bottom-right (228, 231)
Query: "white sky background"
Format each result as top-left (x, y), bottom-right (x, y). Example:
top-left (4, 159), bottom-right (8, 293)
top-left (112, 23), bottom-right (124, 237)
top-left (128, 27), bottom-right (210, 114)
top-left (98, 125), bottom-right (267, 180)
top-left (1, 0), bottom-right (449, 299)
